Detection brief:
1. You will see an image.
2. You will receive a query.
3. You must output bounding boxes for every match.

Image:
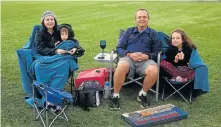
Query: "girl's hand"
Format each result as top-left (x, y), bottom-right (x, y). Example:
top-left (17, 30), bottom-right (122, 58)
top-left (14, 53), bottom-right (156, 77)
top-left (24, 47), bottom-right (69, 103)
top-left (178, 52), bottom-right (184, 60)
top-left (174, 52), bottom-right (184, 63)
top-left (174, 55), bottom-right (179, 63)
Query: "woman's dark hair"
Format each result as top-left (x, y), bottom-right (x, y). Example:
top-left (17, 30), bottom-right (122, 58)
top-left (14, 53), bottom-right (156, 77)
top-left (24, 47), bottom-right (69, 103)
top-left (170, 29), bottom-right (197, 49)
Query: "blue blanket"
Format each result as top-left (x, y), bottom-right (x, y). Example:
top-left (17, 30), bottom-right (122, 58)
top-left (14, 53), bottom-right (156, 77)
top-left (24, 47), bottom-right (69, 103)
top-left (17, 49), bottom-right (34, 95)
top-left (189, 49), bottom-right (209, 93)
top-left (17, 24), bottom-right (80, 107)
top-left (30, 40), bottom-right (78, 90)
top-left (17, 40), bottom-right (78, 96)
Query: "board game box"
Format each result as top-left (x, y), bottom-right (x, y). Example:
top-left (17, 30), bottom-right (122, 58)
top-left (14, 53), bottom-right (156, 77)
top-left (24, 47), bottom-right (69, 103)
top-left (121, 104), bottom-right (188, 127)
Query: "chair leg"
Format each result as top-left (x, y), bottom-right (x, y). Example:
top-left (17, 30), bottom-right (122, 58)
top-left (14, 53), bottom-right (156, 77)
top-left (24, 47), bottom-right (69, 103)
top-left (70, 72), bottom-right (74, 94)
top-left (32, 84), bottom-right (36, 120)
top-left (156, 52), bottom-right (161, 102)
top-left (45, 92), bottom-right (49, 127)
top-left (189, 89), bottom-right (192, 104)
top-left (49, 105), bottom-right (69, 127)
top-left (161, 83), bottom-right (165, 101)
top-left (165, 79), bottom-right (193, 104)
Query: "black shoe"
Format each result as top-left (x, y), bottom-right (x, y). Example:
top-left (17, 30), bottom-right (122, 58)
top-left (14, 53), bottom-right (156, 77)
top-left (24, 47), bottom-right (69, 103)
top-left (109, 96), bottom-right (120, 110)
top-left (137, 94), bottom-right (150, 108)
top-left (47, 103), bottom-right (61, 115)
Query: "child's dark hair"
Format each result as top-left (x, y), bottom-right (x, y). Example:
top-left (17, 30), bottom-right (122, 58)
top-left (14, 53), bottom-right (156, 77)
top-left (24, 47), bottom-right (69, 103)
top-left (60, 27), bottom-right (69, 34)
top-left (171, 29), bottom-right (197, 49)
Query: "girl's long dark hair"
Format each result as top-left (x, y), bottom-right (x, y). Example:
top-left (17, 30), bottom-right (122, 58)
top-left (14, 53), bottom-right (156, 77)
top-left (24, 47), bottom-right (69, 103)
top-left (171, 29), bottom-right (197, 49)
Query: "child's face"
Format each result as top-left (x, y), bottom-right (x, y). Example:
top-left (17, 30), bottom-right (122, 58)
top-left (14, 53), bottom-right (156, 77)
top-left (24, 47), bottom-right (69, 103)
top-left (171, 32), bottom-right (183, 49)
top-left (61, 32), bottom-right (68, 41)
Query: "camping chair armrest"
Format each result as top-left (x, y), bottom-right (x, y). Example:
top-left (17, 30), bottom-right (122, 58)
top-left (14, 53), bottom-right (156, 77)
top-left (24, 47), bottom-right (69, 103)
top-left (111, 49), bottom-right (119, 63)
top-left (157, 51), bottom-right (162, 63)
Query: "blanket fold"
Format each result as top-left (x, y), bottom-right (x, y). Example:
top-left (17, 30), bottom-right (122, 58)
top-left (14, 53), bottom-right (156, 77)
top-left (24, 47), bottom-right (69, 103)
top-left (189, 49), bottom-right (209, 93)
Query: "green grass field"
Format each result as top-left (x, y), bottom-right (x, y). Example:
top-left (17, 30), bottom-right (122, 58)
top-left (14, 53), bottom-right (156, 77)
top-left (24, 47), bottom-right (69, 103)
top-left (1, 1), bottom-right (221, 127)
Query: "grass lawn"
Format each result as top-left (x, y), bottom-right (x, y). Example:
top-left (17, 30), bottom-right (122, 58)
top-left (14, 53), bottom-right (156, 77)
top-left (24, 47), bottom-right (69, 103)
top-left (1, 1), bottom-right (221, 127)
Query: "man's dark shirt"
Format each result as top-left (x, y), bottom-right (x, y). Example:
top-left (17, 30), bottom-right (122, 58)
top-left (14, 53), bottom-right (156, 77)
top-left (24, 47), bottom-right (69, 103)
top-left (117, 27), bottom-right (161, 61)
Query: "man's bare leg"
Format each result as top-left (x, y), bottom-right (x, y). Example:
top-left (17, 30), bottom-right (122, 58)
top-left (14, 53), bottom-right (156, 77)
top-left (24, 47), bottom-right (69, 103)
top-left (110, 61), bottom-right (130, 110)
top-left (113, 62), bottom-right (130, 94)
top-left (138, 65), bottom-right (158, 108)
top-left (143, 65), bottom-right (158, 92)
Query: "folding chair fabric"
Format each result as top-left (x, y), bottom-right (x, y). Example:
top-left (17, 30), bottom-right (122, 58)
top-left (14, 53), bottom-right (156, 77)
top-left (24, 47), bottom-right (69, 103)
top-left (33, 81), bottom-right (73, 105)
top-left (32, 81), bottom-right (72, 127)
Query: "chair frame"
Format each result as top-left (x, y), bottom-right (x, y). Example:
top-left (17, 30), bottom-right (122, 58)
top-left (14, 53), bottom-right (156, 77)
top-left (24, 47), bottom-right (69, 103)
top-left (67, 72), bottom-right (75, 94)
top-left (161, 77), bottom-right (193, 105)
top-left (32, 82), bottom-right (71, 127)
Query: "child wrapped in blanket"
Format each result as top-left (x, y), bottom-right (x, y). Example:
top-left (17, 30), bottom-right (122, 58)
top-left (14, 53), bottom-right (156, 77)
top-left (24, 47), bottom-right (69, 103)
top-left (55, 24), bottom-right (84, 56)
top-left (48, 24), bottom-right (83, 113)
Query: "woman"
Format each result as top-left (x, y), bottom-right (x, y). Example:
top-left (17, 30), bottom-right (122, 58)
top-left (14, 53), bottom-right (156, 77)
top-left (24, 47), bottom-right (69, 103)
top-left (32, 11), bottom-right (79, 111)
top-left (35, 11), bottom-right (75, 55)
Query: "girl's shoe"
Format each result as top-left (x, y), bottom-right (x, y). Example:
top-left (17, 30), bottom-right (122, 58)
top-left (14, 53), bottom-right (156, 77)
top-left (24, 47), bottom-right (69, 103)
top-left (170, 77), bottom-right (176, 82)
top-left (176, 76), bottom-right (187, 83)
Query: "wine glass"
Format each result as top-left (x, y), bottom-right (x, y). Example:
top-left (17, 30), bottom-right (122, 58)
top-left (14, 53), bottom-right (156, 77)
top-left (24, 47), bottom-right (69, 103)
top-left (99, 40), bottom-right (106, 59)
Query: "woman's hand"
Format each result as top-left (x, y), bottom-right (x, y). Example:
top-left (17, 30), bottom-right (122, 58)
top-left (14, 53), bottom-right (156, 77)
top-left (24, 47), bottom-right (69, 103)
top-left (55, 49), bottom-right (68, 54)
top-left (55, 41), bottom-right (60, 46)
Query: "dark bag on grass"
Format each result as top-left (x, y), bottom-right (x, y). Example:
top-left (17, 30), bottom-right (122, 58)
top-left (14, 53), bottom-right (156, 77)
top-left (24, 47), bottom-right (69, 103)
top-left (74, 81), bottom-right (103, 111)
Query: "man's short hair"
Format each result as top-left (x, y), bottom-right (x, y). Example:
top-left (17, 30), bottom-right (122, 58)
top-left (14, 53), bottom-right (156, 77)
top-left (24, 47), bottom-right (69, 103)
top-left (136, 9), bottom-right (149, 19)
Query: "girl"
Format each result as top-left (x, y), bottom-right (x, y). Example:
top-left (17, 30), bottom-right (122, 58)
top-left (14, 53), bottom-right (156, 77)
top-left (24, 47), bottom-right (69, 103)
top-left (160, 29), bottom-right (197, 82)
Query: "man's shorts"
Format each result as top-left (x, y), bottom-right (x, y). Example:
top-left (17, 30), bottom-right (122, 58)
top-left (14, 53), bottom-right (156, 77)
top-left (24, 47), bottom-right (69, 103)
top-left (118, 56), bottom-right (157, 78)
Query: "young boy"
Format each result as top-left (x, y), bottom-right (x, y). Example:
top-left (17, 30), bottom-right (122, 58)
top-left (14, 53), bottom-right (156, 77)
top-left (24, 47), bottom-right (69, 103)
top-left (55, 24), bottom-right (78, 55)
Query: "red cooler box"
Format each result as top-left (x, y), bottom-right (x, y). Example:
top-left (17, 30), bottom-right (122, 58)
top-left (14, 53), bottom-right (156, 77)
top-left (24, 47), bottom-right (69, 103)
top-left (74, 67), bottom-right (109, 88)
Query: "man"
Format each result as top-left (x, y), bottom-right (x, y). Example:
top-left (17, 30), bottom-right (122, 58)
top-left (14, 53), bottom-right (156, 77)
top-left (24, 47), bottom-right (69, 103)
top-left (110, 9), bottom-right (161, 110)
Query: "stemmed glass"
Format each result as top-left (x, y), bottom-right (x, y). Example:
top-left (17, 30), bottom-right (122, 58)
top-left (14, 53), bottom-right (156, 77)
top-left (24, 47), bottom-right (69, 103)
top-left (99, 40), bottom-right (106, 59)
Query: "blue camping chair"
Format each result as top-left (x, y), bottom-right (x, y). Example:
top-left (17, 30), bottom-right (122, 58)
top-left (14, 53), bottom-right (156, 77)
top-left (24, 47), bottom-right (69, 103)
top-left (16, 25), bottom-right (80, 107)
top-left (158, 32), bottom-right (209, 104)
top-left (32, 81), bottom-right (73, 127)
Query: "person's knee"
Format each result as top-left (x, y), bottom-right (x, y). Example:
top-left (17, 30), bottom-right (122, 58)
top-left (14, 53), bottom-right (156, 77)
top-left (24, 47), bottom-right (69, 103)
top-left (115, 61), bottom-right (130, 74)
top-left (145, 65), bottom-right (158, 76)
